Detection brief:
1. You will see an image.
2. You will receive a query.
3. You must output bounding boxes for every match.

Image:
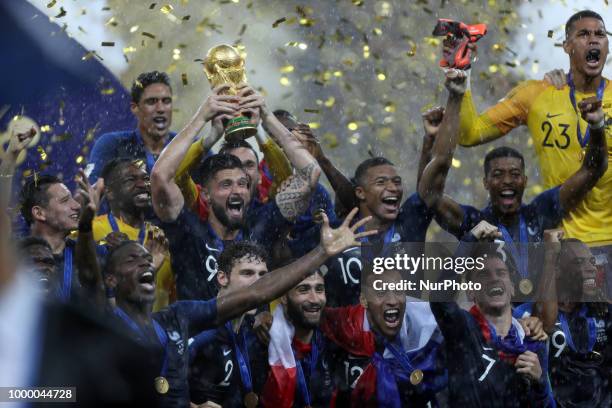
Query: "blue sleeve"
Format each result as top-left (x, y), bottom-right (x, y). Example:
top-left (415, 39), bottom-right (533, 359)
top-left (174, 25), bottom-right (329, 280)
top-left (291, 183), bottom-right (337, 238)
top-left (456, 205), bottom-right (484, 239)
top-left (188, 328), bottom-right (218, 362)
top-left (396, 192), bottom-right (434, 240)
top-left (527, 186), bottom-right (564, 230)
top-left (512, 302), bottom-right (534, 319)
top-left (87, 132), bottom-right (119, 183)
top-left (532, 346), bottom-right (555, 407)
top-left (171, 299), bottom-right (218, 336)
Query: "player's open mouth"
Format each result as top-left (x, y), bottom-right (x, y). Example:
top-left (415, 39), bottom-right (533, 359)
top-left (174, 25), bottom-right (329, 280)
top-left (586, 49), bottom-right (601, 67)
top-left (381, 196), bottom-right (400, 211)
top-left (499, 189), bottom-right (517, 206)
top-left (138, 270), bottom-right (155, 291)
top-left (70, 213), bottom-right (80, 221)
top-left (303, 304), bottom-right (322, 318)
top-left (383, 308), bottom-right (401, 327)
top-left (134, 191), bottom-right (151, 202)
top-left (153, 117), bottom-right (168, 130)
top-left (582, 277), bottom-right (596, 291)
top-left (486, 285), bottom-right (505, 297)
top-left (227, 197), bottom-right (244, 217)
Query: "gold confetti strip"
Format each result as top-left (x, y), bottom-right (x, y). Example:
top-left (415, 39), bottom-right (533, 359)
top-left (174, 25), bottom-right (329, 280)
top-left (76, 156), bottom-right (84, 164)
top-left (123, 46), bottom-right (137, 53)
top-left (40, 125), bottom-right (52, 133)
top-left (37, 146), bottom-right (48, 161)
top-left (46, 0), bottom-right (57, 8)
top-left (547, 30), bottom-right (553, 38)
top-left (272, 17), bottom-right (287, 28)
top-left (130, 25), bottom-right (139, 33)
top-left (280, 64), bottom-right (294, 73)
top-left (182, 15), bottom-right (191, 21)
top-left (101, 6), bottom-right (111, 11)
top-left (100, 88), bottom-right (115, 95)
top-left (105, 16), bottom-right (117, 27)
top-left (54, 7), bottom-right (66, 18)
top-left (304, 108), bottom-right (320, 114)
top-left (101, 42), bottom-right (115, 47)
top-left (78, 26), bottom-right (87, 33)
top-left (238, 24), bottom-right (247, 36)
top-left (181, 73), bottom-right (188, 85)
top-left (149, 3), bottom-right (157, 10)
top-left (142, 32), bottom-right (156, 39)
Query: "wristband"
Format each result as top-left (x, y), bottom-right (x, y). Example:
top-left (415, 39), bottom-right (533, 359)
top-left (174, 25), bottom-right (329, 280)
top-left (588, 119), bottom-right (605, 130)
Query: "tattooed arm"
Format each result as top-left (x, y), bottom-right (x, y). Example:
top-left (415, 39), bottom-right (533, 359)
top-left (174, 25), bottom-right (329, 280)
top-left (238, 85), bottom-right (321, 221)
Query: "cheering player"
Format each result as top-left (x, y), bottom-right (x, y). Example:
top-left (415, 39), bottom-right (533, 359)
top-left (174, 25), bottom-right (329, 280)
top-left (419, 64), bottom-right (607, 295)
top-left (151, 84), bottom-right (322, 300)
top-left (96, 208), bottom-right (376, 406)
top-left (456, 11), bottom-right (612, 291)
top-left (430, 222), bottom-right (553, 407)
top-left (188, 241), bottom-right (270, 407)
top-left (261, 270), bottom-right (336, 408)
top-left (517, 230), bottom-right (611, 407)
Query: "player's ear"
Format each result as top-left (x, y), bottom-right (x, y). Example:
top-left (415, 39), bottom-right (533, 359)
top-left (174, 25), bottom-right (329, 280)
top-left (355, 185), bottom-right (366, 201)
top-left (562, 39), bottom-right (571, 56)
top-left (279, 294), bottom-right (288, 306)
top-left (482, 176), bottom-right (489, 191)
top-left (104, 273), bottom-right (117, 291)
top-left (31, 205), bottom-right (46, 223)
top-left (130, 101), bottom-right (139, 115)
top-left (359, 293), bottom-right (368, 309)
top-left (217, 269), bottom-right (229, 288)
top-left (201, 186), bottom-right (211, 204)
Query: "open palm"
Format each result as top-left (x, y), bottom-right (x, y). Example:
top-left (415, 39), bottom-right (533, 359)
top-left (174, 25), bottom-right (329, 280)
top-left (319, 207), bottom-right (378, 256)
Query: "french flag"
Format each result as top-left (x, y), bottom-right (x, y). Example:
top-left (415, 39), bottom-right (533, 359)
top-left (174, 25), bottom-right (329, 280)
top-left (260, 304), bottom-right (298, 408)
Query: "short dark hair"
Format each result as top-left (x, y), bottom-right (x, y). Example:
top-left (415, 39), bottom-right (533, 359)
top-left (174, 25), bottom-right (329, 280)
top-left (19, 175), bottom-right (62, 225)
top-left (354, 157), bottom-right (394, 186)
top-left (100, 157), bottom-right (141, 186)
top-left (483, 147), bottom-right (524, 176)
top-left (131, 71), bottom-right (172, 103)
top-left (199, 153), bottom-right (246, 187)
top-left (465, 243), bottom-right (516, 282)
top-left (219, 139), bottom-right (259, 164)
top-left (217, 241), bottom-right (268, 277)
top-left (273, 109), bottom-right (298, 130)
top-left (18, 236), bottom-right (53, 252)
top-left (565, 10), bottom-right (604, 38)
top-left (103, 240), bottom-right (140, 276)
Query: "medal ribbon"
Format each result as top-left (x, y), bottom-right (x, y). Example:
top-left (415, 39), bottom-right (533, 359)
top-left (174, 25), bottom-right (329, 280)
top-left (498, 215), bottom-right (528, 279)
top-left (558, 306), bottom-right (597, 353)
top-left (60, 246), bottom-right (73, 301)
top-left (114, 307), bottom-right (169, 376)
top-left (107, 212), bottom-right (146, 244)
top-left (225, 321), bottom-right (254, 394)
top-left (567, 73), bottom-right (606, 147)
top-left (293, 331), bottom-right (319, 407)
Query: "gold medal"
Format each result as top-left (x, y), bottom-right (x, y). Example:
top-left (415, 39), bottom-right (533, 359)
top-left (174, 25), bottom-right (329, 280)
top-left (154, 376), bottom-right (170, 394)
top-left (409, 369), bottom-right (424, 385)
top-left (578, 149), bottom-right (586, 162)
top-left (244, 391), bottom-right (259, 408)
top-left (519, 278), bottom-right (533, 295)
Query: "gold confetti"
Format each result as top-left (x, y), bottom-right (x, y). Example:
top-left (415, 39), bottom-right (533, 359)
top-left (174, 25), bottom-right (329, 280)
top-left (280, 77), bottom-right (291, 86)
top-left (142, 32), bottom-right (156, 39)
top-left (37, 146), bottom-right (48, 161)
top-left (46, 0), bottom-right (57, 8)
top-left (280, 65), bottom-right (294, 73)
top-left (238, 24), bottom-right (247, 36)
top-left (101, 88), bottom-right (115, 95)
top-left (149, 3), bottom-right (157, 9)
top-left (272, 17), bottom-right (287, 28)
top-left (40, 125), bottom-right (52, 133)
top-left (76, 156), bottom-right (84, 164)
top-left (101, 42), bottom-right (115, 47)
top-left (54, 7), bottom-right (66, 18)
top-left (452, 158), bottom-right (461, 168)
top-left (324, 97), bottom-right (335, 107)
top-left (181, 73), bottom-right (188, 85)
top-left (105, 16), bottom-right (117, 26)
top-left (347, 122), bottom-right (358, 131)
top-left (123, 46), bottom-right (137, 54)
top-left (304, 109), bottom-right (320, 114)
top-left (547, 30), bottom-right (553, 38)
top-left (363, 45), bottom-right (370, 58)
top-left (130, 25), bottom-right (139, 33)
top-left (78, 26), bottom-right (87, 34)
top-left (160, 4), bottom-right (173, 13)
top-left (182, 15), bottom-right (191, 21)
top-left (384, 102), bottom-right (396, 113)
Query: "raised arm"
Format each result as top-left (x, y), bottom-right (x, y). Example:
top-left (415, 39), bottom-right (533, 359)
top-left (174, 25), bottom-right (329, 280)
top-left (293, 123), bottom-right (358, 210)
top-left (418, 70), bottom-right (467, 233)
top-left (214, 208), bottom-right (376, 324)
top-left (74, 169), bottom-right (105, 302)
top-left (151, 85), bottom-right (238, 222)
top-left (558, 96), bottom-right (608, 211)
top-left (417, 107), bottom-right (443, 189)
top-left (255, 131), bottom-right (292, 199)
top-left (0, 127), bottom-right (36, 210)
top-left (532, 229), bottom-right (563, 334)
top-left (238, 85), bottom-right (322, 221)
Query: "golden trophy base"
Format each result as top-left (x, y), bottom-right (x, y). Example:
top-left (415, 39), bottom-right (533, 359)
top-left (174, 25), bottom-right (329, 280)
top-left (224, 115), bottom-right (257, 142)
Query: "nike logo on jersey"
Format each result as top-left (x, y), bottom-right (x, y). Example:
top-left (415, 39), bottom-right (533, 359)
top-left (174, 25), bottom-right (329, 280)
top-left (546, 113), bottom-right (563, 118)
top-left (482, 347), bottom-right (494, 351)
top-left (206, 243), bottom-right (221, 252)
top-left (223, 348), bottom-right (232, 356)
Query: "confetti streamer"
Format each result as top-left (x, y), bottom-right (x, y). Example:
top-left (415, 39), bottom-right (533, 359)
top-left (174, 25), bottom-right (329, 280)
top-left (142, 32), bottom-right (156, 39)
top-left (272, 17), bottom-right (287, 28)
top-left (181, 73), bottom-right (188, 85)
top-left (54, 7), bottom-right (66, 18)
top-left (46, 0), bottom-right (57, 8)
top-left (304, 108), bottom-right (320, 114)
top-left (101, 42), bottom-right (115, 47)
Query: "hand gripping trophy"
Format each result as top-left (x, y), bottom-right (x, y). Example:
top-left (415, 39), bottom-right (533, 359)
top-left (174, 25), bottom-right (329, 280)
top-left (203, 44), bottom-right (258, 141)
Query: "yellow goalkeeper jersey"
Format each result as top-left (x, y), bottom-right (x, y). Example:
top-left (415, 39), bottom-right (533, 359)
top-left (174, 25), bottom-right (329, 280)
top-left (459, 79), bottom-right (612, 245)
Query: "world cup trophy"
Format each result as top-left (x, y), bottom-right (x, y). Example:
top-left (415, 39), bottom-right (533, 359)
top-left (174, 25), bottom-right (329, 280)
top-left (203, 44), bottom-right (258, 141)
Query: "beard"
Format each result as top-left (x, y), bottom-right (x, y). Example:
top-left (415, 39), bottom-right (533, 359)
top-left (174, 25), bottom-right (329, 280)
top-left (211, 201), bottom-right (245, 231)
top-left (285, 299), bottom-right (321, 330)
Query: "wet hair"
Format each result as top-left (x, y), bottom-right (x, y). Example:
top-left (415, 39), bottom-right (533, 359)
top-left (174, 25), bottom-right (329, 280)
top-left (19, 175), bottom-right (62, 226)
top-left (217, 240), bottom-right (268, 277)
top-left (219, 139), bottom-right (259, 163)
top-left (483, 147), bottom-right (525, 176)
top-left (100, 158), bottom-right (141, 187)
top-left (103, 240), bottom-right (140, 276)
top-left (565, 10), bottom-right (605, 38)
top-left (354, 157), bottom-right (394, 186)
top-left (18, 236), bottom-right (53, 252)
top-left (199, 153), bottom-right (247, 187)
top-left (131, 71), bottom-right (172, 103)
